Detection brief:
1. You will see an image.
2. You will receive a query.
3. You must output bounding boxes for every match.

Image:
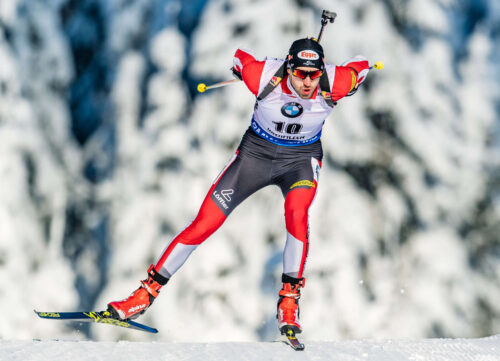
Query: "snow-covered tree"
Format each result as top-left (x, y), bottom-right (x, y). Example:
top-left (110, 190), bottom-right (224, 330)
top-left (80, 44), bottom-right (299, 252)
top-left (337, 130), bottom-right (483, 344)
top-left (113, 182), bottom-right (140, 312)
top-left (0, 0), bottom-right (83, 339)
top-left (0, 0), bottom-right (498, 341)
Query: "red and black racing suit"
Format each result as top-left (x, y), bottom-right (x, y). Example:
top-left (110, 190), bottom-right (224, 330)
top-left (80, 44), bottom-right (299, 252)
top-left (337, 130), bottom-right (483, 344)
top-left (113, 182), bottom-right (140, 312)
top-left (153, 48), bottom-right (369, 280)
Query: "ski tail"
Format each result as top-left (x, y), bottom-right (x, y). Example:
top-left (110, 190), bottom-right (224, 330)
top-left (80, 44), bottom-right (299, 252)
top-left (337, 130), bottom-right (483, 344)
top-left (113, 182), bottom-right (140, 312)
top-left (34, 310), bottom-right (158, 334)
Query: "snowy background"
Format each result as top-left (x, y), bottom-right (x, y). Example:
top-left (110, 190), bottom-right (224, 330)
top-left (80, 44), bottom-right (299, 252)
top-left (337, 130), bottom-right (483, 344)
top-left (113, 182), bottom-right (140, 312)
top-left (0, 0), bottom-right (499, 343)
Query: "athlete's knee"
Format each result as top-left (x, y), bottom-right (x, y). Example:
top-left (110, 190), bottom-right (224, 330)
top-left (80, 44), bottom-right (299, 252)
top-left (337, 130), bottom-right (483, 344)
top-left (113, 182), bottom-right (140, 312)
top-left (180, 198), bottom-right (227, 245)
top-left (182, 218), bottom-right (221, 245)
top-left (284, 190), bottom-right (314, 223)
top-left (285, 207), bottom-right (309, 226)
top-left (284, 188), bottom-right (316, 241)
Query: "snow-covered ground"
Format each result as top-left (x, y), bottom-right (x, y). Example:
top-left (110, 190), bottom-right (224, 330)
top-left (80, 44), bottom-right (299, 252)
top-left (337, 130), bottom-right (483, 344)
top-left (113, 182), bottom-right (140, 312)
top-left (2, 335), bottom-right (500, 361)
top-left (1, 0), bottom-right (500, 344)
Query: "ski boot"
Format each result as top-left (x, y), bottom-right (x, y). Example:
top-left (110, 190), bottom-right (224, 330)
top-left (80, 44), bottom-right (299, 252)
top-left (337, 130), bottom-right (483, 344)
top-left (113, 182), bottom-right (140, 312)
top-left (107, 265), bottom-right (169, 320)
top-left (277, 274), bottom-right (305, 335)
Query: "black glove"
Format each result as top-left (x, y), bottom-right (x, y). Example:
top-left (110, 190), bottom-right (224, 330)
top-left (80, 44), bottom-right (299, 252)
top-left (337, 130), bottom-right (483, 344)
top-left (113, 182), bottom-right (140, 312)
top-left (231, 67), bottom-right (242, 80)
top-left (345, 87), bottom-right (358, 97)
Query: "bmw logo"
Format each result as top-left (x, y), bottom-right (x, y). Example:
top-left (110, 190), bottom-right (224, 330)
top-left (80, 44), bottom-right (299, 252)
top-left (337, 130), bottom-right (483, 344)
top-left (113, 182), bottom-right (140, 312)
top-left (281, 102), bottom-right (303, 118)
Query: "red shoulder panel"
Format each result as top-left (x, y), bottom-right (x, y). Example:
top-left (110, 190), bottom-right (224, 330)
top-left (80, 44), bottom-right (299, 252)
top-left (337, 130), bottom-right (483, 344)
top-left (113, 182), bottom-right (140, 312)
top-left (331, 67), bottom-right (356, 102)
top-left (234, 48), bottom-right (264, 96)
top-left (242, 61), bottom-right (265, 96)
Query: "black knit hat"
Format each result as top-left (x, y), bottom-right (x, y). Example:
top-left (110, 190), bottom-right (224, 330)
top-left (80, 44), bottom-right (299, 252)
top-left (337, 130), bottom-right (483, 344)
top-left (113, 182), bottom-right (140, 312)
top-left (287, 38), bottom-right (325, 70)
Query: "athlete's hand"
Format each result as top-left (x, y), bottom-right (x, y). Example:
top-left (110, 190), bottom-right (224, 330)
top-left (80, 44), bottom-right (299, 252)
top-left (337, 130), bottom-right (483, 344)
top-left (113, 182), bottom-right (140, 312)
top-left (345, 87), bottom-right (358, 97)
top-left (231, 54), bottom-right (244, 80)
top-left (231, 66), bottom-right (242, 80)
top-left (345, 68), bottom-right (369, 97)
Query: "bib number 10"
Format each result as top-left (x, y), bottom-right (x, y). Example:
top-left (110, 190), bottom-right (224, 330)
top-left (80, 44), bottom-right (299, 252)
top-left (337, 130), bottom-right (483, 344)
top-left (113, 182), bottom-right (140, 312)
top-left (272, 121), bottom-right (303, 134)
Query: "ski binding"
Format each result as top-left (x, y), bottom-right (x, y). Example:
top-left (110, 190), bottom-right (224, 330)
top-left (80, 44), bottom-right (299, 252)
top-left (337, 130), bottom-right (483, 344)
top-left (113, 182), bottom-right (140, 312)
top-left (279, 327), bottom-right (305, 351)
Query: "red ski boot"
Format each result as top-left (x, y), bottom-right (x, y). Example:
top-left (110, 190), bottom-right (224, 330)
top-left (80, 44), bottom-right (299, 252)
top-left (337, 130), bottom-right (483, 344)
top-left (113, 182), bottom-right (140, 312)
top-left (277, 275), bottom-right (305, 334)
top-left (107, 265), bottom-right (169, 320)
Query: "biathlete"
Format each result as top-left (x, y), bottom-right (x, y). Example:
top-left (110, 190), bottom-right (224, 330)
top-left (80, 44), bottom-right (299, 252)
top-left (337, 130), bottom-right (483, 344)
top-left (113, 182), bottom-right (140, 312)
top-left (107, 37), bottom-right (371, 336)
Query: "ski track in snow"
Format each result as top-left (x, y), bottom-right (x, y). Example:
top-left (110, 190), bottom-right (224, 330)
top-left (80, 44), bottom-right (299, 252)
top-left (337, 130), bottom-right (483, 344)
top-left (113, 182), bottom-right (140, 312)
top-left (1, 335), bottom-right (499, 361)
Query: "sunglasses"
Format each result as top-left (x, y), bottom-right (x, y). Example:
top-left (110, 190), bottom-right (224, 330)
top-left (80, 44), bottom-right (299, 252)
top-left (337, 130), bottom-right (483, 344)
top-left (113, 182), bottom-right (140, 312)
top-left (292, 69), bottom-right (323, 80)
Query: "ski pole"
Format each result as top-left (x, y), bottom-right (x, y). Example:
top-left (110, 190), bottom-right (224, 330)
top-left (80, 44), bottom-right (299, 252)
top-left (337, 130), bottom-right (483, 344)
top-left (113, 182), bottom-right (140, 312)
top-left (197, 78), bottom-right (240, 93)
top-left (197, 11), bottom-right (383, 93)
top-left (197, 61), bottom-right (383, 93)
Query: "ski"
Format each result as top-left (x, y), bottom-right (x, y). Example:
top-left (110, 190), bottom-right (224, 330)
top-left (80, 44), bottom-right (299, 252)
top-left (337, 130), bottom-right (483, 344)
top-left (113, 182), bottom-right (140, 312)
top-left (34, 310), bottom-right (158, 334)
top-left (278, 328), bottom-right (305, 351)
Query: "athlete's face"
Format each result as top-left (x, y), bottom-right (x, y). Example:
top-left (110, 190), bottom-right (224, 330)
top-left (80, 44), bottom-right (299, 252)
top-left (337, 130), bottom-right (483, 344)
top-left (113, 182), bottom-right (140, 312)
top-left (288, 66), bottom-right (322, 99)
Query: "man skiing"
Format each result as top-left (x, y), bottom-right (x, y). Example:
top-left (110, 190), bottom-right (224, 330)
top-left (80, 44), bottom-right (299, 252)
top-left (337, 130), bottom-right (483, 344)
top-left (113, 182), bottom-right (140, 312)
top-left (107, 37), bottom-right (370, 337)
